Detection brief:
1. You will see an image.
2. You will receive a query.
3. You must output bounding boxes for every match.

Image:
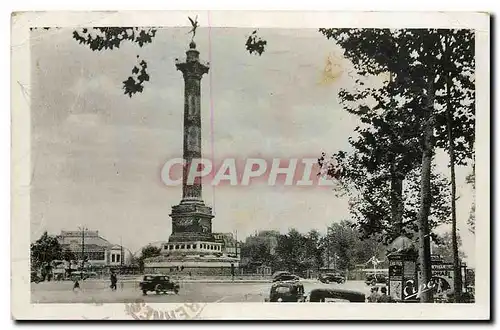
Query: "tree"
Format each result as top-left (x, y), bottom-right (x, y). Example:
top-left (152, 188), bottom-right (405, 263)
top-left (31, 26), bottom-right (267, 97)
top-left (432, 232), bottom-right (467, 263)
top-left (304, 230), bottom-right (324, 273)
top-left (466, 166), bottom-right (476, 234)
top-left (240, 230), bottom-right (279, 271)
top-left (319, 28), bottom-right (475, 302)
top-left (62, 248), bottom-right (75, 262)
top-left (325, 221), bottom-right (358, 271)
top-left (324, 220), bottom-right (386, 272)
top-left (30, 232), bottom-right (63, 275)
top-left (437, 30), bottom-right (475, 302)
top-left (138, 245), bottom-right (162, 272)
top-left (322, 152), bottom-right (452, 245)
top-left (274, 229), bottom-right (309, 274)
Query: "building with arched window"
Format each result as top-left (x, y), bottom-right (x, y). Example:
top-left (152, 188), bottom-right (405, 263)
top-left (57, 230), bottom-right (131, 267)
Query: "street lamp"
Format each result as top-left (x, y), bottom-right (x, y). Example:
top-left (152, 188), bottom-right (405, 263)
top-left (78, 226), bottom-right (88, 280)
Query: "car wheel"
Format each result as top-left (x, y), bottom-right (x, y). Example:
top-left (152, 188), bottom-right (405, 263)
top-left (142, 290), bottom-right (147, 295)
top-left (155, 284), bottom-right (163, 294)
top-left (174, 288), bottom-right (179, 294)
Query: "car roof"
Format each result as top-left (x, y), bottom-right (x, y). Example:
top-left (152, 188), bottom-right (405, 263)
top-left (309, 288), bottom-right (365, 301)
top-left (272, 281), bottom-right (302, 287)
top-left (272, 271), bottom-right (291, 278)
top-left (143, 274), bottom-right (167, 277)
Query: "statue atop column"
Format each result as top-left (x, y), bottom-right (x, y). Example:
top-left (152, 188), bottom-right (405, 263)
top-left (188, 16), bottom-right (199, 42)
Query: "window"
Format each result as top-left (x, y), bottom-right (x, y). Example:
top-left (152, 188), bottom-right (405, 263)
top-left (175, 245), bottom-right (180, 249)
top-left (111, 254), bottom-right (115, 262)
top-left (117, 254), bottom-right (121, 263)
top-left (181, 244), bottom-right (185, 249)
top-left (187, 245), bottom-right (191, 249)
top-left (193, 244), bottom-right (197, 249)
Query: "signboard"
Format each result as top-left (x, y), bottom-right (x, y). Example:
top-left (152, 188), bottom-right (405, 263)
top-left (388, 256), bottom-right (418, 302)
top-left (431, 254), bottom-right (444, 264)
top-left (388, 260), bottom-right (403, 300)
top-left (389, 261), bottom-right (402, 279)
top-left (431, 263), bottom-right (454, 296)
top-left (390, 280), bottom-right (402, 300)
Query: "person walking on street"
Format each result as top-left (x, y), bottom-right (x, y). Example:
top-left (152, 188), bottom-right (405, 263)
top-left (367, 286), bottom-right (380, 302)
top-left (110, 270), bottom-right (117, 291)
top-left (73, 279), bottom-right (80, 292)
top-left (377, 286), bottom-right (394, 303)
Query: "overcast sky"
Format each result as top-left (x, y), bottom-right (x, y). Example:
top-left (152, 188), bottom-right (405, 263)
top-left (29, 27), bottom-right (475, 264)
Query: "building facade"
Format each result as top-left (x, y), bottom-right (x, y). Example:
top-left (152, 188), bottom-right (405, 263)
top-left (57, 230), bottom-right (130, 267)
top-left (213, 232), bottom-right (241, 258)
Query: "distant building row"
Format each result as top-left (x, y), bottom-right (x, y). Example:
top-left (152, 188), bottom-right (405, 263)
top-left (57, 230), bottom-right (132, 267)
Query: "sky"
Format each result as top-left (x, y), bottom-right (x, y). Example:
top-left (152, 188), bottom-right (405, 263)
top-left (29, 27), bottom-right (475, 264)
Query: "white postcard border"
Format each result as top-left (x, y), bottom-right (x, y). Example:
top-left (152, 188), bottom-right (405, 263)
top-left (11, 10), bottom-right (490, 320)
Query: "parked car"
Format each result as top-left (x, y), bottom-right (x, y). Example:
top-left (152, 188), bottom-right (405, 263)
top-left (365, 274), bottom-right (388, 286)
top-left (140, 274), bottom-right (180, 295)
top-left (265, 281), bottom-right (305, 302)
top-left (306, 288), bottom-right (365, 302)
top-left (272, 271), bottom-right (291, 280)
top-left (273, 274), bottom-right (300, 283)
top-left (272, 271), bottom-right (300, 283)
top-left (318, 273), bottom-right (346, 284)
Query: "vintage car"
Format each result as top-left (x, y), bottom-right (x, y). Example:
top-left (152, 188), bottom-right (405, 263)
top-left (139, 274), bottom-right (180, 295)
top-left (365, 274), bottom-right (388, 286)
top-left (272, 271), bottom-right (291, 279)
top-left (318, 273), bottom-right (346, 284)
top-left (272, 271), bottom-right (300, 283)
top-left (265, 281), bottom-right (305, 302)
top-left (306, 288), bottom-right (366, 303)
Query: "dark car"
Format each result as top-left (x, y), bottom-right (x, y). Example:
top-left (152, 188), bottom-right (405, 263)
top-left (365, 274), bottom-right (388, 286)
top-left (307, 288), bottom-right (365, 303)
top-left (319, 273), bottom-right (346, 284)
top-left (272, 271), bottom-right (300, 283)
top-left (266, 281), bottom-right (305, 302)
top-left (272, 271), bottom-right (291, 279)
top-left (139, 274), bottom-right (180, 295)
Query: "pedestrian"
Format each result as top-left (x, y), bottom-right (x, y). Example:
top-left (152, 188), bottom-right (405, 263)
top-left (367, 286), bottom-right (380, 302)
top-left (377, 286), bottom-right (394, 303)
top-left (110, 270), bottom-right (117, 291)
top-left (73, 279), bottom-right (80, 292)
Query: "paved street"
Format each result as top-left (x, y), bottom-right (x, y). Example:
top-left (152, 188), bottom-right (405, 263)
top-left (31, 280), bottom-right (371, 303)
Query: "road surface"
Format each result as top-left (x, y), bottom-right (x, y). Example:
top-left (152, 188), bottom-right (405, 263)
top-left (31, 280), bottom-right (371, 303)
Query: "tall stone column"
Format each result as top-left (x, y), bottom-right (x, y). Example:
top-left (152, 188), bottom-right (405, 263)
top-left (176, 41), bottom-right (209, 202)
top-left (169, 41), bottom-right (214, 243)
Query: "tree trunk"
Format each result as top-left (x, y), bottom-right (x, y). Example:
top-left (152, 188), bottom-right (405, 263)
top-left (418, 81), bottom-right (435, 303)
top-left (390, 162), bottom-right (404, 236)
top-left (443, 32), bottom-right (463, 302)
top-left (388, 72), bottom-right (405, 238)
top-left (446, 71), bottom-right (463, 303)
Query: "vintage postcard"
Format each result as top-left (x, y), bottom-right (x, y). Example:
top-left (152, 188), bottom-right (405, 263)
top-left (11, 11), bottom-right (490, 320)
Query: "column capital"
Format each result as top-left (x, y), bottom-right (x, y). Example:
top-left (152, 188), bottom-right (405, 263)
top-left (175, 61), bottom-right (209, 79)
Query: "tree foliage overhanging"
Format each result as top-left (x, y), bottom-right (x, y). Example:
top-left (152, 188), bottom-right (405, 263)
top-left (317, 28), bottom-right (474, 245)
